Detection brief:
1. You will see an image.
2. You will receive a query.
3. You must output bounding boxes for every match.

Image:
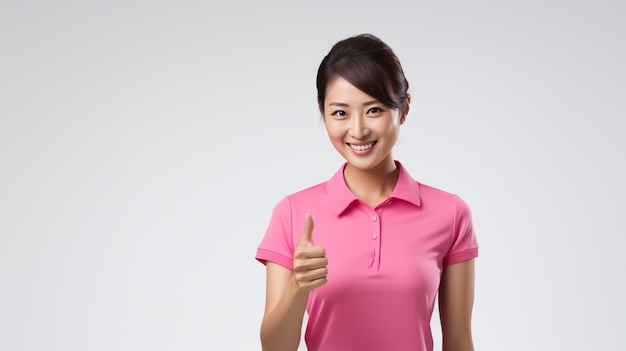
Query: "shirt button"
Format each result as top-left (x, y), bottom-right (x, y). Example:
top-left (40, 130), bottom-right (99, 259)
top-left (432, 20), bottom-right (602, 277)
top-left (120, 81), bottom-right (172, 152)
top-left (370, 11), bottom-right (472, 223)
top-left (371, 233), bottom-right (378, 240)
top-left (371, 216), bottom-right (377, 221)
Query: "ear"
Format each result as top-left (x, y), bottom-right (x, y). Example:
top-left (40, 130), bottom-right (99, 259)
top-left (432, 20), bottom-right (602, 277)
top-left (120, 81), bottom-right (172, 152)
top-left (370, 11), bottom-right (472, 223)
top-left (400, 95), bottom-right (411, 125)
top-left (318, 103), bottom-right (326, 121)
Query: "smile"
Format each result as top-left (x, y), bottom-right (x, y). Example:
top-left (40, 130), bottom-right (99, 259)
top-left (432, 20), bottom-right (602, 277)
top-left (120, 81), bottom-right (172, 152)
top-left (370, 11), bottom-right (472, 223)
top-left (348, 141), bottom-right (377, 151)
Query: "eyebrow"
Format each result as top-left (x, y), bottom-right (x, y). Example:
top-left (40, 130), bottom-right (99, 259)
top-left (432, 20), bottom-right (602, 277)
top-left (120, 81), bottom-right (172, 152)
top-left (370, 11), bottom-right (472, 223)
top-left (328, 100), bottom-right (380, 107)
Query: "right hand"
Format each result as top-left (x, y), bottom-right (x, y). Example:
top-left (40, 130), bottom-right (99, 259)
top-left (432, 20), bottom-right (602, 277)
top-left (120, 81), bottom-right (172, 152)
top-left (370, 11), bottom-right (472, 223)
top-left (293, 213), bottom-right (328, 292)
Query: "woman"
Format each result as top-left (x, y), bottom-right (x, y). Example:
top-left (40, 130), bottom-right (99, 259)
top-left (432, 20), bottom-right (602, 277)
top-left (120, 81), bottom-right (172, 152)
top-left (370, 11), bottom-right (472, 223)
top-left (255, 33), bottom-right (479, 351)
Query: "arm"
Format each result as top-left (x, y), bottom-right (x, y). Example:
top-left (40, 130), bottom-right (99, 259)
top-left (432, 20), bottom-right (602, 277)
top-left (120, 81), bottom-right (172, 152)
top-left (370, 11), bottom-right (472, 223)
top-left (260, 262), bottom-right (309, 351)
top-left (260, 214), bottom-right (327, 351)
top-left (438, 258), bottom-right (476, 351)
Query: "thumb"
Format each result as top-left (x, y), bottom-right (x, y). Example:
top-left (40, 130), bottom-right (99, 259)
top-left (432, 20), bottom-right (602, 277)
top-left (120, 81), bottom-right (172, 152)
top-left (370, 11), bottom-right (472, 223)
top-left (299, 213), bottom-right (315, 245)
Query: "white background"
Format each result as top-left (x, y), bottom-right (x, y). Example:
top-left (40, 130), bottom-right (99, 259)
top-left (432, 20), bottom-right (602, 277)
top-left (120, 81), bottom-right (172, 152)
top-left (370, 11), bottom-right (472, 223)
top-left (1, 1), bottom-right (625, 350)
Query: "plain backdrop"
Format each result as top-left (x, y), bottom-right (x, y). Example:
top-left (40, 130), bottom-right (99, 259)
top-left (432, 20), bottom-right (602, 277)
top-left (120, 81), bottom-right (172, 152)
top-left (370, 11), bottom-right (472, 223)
top-left (1, 1), bottom-right (625, 350)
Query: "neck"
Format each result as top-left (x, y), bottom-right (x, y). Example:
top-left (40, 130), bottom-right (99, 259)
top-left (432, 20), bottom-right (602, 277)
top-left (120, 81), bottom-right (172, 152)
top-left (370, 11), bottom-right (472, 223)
top-left (343, 157), bottom-right (399, 205)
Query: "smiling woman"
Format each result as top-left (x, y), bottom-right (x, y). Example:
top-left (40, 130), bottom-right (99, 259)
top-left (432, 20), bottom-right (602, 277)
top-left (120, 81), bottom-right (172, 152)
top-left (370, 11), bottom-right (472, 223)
top-left (322, 76), bottom-right (408, 205)
top-left (255, 33), bottom-right (479, 351)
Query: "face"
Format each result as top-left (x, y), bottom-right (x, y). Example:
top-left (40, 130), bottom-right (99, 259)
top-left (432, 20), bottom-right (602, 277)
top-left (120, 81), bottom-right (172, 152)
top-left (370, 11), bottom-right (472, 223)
top-left (322, 76), bottom-right (408, 173)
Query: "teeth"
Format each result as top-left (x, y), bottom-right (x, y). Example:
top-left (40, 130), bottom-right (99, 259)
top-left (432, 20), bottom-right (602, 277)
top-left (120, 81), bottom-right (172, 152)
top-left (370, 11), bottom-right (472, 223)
top-left (350, 142), bottom-right (375, 151)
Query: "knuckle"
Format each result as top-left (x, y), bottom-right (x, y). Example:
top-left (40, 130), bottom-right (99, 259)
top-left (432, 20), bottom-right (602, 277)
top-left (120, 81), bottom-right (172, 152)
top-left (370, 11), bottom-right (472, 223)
top-left (293, 261), bottom-right (305, 272)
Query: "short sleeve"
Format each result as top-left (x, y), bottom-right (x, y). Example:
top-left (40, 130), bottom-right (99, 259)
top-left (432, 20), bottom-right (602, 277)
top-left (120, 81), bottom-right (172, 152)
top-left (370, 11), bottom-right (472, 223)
top-left (443, 195), bottom-right (479, 266)
top-left (255, 196), bottom-right (295, 271)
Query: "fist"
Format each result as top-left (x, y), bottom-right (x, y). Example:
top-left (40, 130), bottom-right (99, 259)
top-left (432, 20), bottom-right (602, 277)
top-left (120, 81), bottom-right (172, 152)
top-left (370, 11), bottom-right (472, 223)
top-left (293, 213), bottom-right (328, 292)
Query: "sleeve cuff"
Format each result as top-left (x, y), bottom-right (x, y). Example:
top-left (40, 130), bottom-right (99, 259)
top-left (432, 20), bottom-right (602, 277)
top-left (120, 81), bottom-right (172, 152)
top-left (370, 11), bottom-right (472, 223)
top-left (255, 248), bottom-right (293, 271)
top-left (443, 247), bottom-right (479, 266)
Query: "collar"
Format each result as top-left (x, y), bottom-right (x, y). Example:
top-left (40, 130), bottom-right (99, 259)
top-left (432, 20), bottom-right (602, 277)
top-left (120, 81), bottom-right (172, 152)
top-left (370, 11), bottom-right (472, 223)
top-left (325, 160), bottom-right (421, 216)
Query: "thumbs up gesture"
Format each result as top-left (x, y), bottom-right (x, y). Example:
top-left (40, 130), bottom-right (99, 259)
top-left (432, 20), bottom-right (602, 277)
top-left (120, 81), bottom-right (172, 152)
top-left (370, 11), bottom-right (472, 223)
top-left (293, 213), bottom-right (328, 292)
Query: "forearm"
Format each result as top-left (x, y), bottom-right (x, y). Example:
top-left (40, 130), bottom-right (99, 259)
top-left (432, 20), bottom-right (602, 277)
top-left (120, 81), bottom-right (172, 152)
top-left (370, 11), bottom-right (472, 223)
top-left (442, 339), bottom-right (475, 351)
top-left (260, 278), bottom-right (310, 351)
top-left (439, 260), bottom-right (476, 351)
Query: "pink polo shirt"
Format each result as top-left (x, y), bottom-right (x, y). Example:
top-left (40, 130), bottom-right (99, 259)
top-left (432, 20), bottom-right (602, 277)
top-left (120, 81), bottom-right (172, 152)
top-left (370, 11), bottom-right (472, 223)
top-left (256, 161), bottom-right (478, 351)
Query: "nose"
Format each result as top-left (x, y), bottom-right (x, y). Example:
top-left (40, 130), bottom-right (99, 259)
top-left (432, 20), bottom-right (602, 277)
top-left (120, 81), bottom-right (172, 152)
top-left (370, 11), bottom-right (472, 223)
top-left (350, 115), bottom-right (370, 140)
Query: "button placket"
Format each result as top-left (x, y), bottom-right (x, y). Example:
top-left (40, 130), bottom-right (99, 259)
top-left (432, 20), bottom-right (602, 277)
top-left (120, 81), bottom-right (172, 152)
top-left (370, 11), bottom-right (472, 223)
top-left (368, 209), bottom-right (382, 270)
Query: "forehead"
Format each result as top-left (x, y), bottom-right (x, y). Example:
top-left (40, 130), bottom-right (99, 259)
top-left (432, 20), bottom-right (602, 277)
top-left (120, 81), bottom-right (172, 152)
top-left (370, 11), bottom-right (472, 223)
top-left (325, 76), bottom-right (376, 105)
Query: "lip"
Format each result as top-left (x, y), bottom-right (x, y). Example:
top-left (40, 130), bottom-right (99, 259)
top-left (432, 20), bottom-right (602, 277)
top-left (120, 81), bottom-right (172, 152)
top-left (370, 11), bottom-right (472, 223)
top-left (347, 141), bottom-right (376, 146)
top-left (346, 140), bottom-right (377, 154)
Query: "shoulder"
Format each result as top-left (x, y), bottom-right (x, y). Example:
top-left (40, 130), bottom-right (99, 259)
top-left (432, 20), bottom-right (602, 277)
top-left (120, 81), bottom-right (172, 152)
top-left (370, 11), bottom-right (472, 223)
top-left (417, 181), bottom-right (464, 202)
top-left (285, 180), bottom-right (328, 201)
top-left (416, 181), bottom-right (473, 216)
top-left (417, 182), bottom-right (455, 197)
top-left (270, 180), bottom-right (330, 214)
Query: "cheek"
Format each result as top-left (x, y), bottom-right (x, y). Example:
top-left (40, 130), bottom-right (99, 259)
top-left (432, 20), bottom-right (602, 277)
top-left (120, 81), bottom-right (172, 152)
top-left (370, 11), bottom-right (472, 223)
top-left (384, 117), bottom-right (402, 133)
top-left (372, 118), bottom-right (399, 136)
top-left (327, 131), bottom-right (345, 146)
top-left (324, 122), bottom-right (344, 141)
top-left (386, 124), bottom-right (400, 136)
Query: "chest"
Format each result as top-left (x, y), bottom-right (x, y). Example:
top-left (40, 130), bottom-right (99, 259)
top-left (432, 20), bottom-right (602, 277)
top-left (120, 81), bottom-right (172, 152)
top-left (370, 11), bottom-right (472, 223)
top-left (309, 201), bottom-right (453, 297)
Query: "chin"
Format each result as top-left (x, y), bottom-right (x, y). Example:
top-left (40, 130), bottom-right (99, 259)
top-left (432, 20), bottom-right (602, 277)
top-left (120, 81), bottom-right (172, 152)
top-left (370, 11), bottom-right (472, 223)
top-left (344, 158), bottom-right (383, 171)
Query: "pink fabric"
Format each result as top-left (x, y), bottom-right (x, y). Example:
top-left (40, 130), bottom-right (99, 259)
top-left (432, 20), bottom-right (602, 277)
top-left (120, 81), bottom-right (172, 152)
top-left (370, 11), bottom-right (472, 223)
top-left (256, 161), bottom-right (478, 351)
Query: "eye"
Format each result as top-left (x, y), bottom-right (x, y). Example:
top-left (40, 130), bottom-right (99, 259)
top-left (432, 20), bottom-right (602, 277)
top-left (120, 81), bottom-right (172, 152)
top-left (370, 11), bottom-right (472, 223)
top-left (330, 110), bottom-right (347, 118)
top-left (367, 107), bottom-right (384, 115)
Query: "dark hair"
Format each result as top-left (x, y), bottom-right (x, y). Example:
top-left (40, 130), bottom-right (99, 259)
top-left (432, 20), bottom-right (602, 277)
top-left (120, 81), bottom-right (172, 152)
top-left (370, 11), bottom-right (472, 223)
top-left (316, 33), bottom-right (409, 114)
